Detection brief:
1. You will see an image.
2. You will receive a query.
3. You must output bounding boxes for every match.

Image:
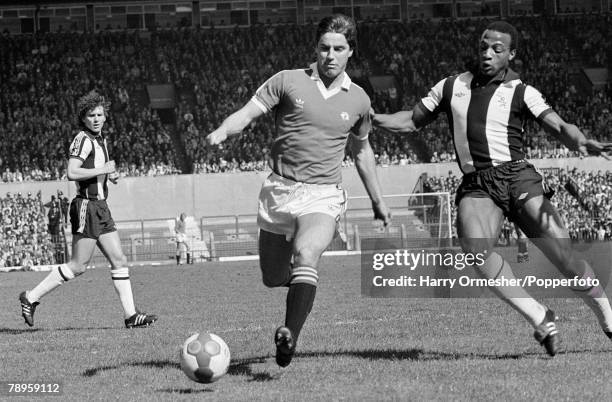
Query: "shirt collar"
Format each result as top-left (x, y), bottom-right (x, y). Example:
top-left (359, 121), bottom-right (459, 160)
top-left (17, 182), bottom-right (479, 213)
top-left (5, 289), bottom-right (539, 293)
top-left (470, 67), bottom-right (520, 86)
top-left (309, 62), bottom-right (352, 91)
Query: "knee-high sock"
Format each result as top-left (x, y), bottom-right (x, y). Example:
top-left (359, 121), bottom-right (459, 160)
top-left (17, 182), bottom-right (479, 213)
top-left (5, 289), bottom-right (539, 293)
top-left (571, 261), bottom-right (612, 333)
top-left (285, 266), bottom-right (318, 341)
top-left (111, 268), bottom-right (137, 319)
top-left (28, 264), bottom-right (75, 302)
top-left (479, 252), bottom-right (546, 328)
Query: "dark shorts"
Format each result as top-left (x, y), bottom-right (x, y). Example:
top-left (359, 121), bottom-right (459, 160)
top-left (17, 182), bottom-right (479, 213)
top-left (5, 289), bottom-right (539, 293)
top-left (456, 160), bottom-right (552, 220)
top-left (69, 197), bottom-right (117, 239)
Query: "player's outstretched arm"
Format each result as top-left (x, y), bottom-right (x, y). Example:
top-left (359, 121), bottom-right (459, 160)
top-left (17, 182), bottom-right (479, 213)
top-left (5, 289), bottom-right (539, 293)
top-left (206, 101), bottom-right (265, 146)
top-left (371, 109), bottom-right (417, 134)
top-left (372, 103), bottom-right (435, 134)
top-left (350, 136), bottom-right (391, 226)
top-left (67, 158), bottom-right (115, 181)
top-left (541, 111), bottom-right (612, 158)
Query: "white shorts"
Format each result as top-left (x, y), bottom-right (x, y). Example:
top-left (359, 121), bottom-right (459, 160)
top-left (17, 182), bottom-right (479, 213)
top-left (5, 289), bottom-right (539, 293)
top-left (257, 173), bottom-right (347, 240)
top-left (176, 233), bottom-right (187, 243)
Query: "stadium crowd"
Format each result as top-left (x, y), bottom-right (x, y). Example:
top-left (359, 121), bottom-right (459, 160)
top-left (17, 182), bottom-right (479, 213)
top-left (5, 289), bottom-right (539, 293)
top-left (1, 14), bottom-right (611, 179)
top-left (0, 191), bottom-right (56, 268)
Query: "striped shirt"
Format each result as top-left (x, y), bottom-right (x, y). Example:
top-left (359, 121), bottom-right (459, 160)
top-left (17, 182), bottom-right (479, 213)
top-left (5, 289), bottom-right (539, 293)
top-left (419, 68), bottom-right (552, 173)
top-left (251, 63), bottom-right (371, 185)
top-left (69, 130), bottom-right (110, 200)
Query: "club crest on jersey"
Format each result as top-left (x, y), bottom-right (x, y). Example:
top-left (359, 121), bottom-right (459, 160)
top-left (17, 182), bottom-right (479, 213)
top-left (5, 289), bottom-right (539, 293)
top-left (340, 112), bottom-right (350, 121)
top-left (495, 93), bottom-right (508, 109)
top-left (295, 98), bottom-right (305, 108)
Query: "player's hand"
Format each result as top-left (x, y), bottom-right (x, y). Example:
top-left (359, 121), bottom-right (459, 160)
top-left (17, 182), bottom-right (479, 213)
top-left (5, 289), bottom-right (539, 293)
top-left (578, 139), bottom-right (612, 159)
top-left (109, 172), bottom-right (119, 184)
top-left (103, 160), bottom-right (116, 174)
top-left (206, 129), bottom-right (227, 146)
top-left (369, 107), bottom-right (376, 121)
top-left (372, 200), bottom-right (391, 227)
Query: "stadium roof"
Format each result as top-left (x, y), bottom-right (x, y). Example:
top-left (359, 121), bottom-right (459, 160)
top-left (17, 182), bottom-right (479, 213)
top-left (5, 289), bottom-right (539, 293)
top-left (0, 1), bottom-right (143, 5)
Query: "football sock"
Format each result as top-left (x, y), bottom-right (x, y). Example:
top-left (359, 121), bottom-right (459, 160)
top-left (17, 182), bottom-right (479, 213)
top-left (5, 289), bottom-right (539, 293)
top-left (27, 264), bottom-right (75, 303)
top-left (176, 255), bottom-right (180, 265)
top-left (285, 266), bottom-right (318, 341)
top-left (478, 252), bottom-right (546, 328)
top-left (187, 253), bottom-right (192, 264)
top-left (111, 268), bottom-right (137, 319)
top-left (571, 261), bottom-right (612, 333)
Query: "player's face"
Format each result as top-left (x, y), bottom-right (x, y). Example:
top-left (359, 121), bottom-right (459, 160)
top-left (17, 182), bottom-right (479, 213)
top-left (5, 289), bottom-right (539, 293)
top-left (82, 105), bottom-right (106, 134)
top-left (478, 30), bottom-right (515, 77)
top-left (316, 32), bottom-right (353, 81)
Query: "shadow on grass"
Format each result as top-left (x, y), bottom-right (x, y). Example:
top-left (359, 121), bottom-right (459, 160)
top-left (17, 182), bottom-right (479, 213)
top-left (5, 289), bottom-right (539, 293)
top-left (82, 357), bottom-right (279, 385)
top-left (81, 347), bottom-right (608, 383)
top-left (228, 357), bottom-right (279, 382)
top-left (227, 346), bottom-right (596, 378)
top-left (0, 327), bottom-right (116, 334)
top-left (82, 360), bottom-right (179, 377)
top-left (299, 348), bottom-right (528, 361)
top-left (157, 388), bottom-right (214, 394)
top-left (0, 328), bottom-right (41, 334)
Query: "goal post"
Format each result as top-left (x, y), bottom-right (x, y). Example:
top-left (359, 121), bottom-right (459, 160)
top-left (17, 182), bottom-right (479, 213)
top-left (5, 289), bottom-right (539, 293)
top-left (345, 192), bottom-right (453, 250)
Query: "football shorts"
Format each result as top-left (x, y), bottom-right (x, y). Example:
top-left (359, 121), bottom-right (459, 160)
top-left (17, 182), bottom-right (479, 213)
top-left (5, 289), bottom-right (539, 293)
top-left (69, 197), bottom-right (117, 239)
top-left (257, 172), bottom-right (347, 240)
top-left (456, 160), bottom-right (548, 220)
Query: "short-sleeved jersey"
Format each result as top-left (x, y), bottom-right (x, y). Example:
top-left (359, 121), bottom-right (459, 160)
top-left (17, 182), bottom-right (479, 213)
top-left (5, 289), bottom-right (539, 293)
top-left (69, 130), bottom-right (110, 200)
top-left (251, 63), bottom-right (371, 185)
top-left (419, 69), bottom-right (552, 173)
top-left (175, 218), bottom-right (187, 234)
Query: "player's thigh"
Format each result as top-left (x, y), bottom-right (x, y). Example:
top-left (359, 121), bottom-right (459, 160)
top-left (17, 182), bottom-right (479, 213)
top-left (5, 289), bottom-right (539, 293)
top-left (292, 213), bottom-right (337, 267)
top-left (97, 230), bottom-right (127, 268)
top-left (514, 195), bottom-right (573, 270)
top-left (69, 235), bottom-right (97, 273)
top-left (259, 229), bottom-right (293, 287)
top-left (457, 196), bottom-right (504, 253)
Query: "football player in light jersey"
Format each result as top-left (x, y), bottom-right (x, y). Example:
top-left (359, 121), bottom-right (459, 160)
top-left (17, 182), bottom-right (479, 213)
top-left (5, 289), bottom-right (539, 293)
top-left (373, 21), bottom-right (612, 356)
top-left (19, 91), bottom-right (157, 329)
top-left (207, 14), bottom-right (391, 367)
top-left (175, 212), bottom-right (192, 265)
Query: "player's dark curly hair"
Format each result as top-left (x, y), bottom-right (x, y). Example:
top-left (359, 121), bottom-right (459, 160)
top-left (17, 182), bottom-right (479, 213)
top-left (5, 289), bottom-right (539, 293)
top-left (76, 91), bottom-right (111, 128)
top-left (486, 21), bottom-right (519, 51)
top-left (316, 14), bottom-right (357, 49)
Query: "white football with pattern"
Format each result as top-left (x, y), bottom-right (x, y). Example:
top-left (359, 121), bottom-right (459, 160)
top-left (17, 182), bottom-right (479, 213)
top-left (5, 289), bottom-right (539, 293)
top-left (180, 332), bottom-right (231, 383)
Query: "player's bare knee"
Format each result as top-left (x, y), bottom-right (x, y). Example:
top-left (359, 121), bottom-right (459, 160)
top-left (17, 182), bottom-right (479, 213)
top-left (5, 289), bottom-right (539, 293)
top-left (293, 245), bottom-right (323, 268)
top-left (67, 261), bottom-right (87, 276)
top-left (459, 238), bottom-right (493, 258)
top-left (110, 253), bottom-right (128, 268)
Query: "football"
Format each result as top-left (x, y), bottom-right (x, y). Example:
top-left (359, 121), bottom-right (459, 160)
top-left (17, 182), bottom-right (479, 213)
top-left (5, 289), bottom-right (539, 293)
top-left (180, 332), bottom-right (231, 383)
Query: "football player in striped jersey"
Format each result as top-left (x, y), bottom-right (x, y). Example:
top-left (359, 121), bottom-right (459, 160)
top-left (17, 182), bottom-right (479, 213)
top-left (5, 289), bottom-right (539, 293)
top-left (373, 21), bottom-right (612, 356)
top-left (19, 91), bottom-right (157, 329)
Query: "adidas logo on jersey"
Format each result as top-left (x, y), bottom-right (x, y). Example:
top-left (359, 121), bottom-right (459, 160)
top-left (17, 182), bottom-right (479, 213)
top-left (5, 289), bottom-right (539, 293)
top-left (295, 98), bottom-right (305, 108)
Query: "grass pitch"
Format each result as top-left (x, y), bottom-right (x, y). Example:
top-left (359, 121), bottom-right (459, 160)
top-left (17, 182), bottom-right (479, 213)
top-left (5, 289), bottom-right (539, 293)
top-left (1, 255), bottom-right (611, 401)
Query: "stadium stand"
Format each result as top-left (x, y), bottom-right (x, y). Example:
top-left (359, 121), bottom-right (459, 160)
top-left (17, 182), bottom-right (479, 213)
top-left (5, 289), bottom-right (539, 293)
top-left (0, 191), bottom-right (56, 268)
top-left (0, 14), bottom-right (611, 180)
